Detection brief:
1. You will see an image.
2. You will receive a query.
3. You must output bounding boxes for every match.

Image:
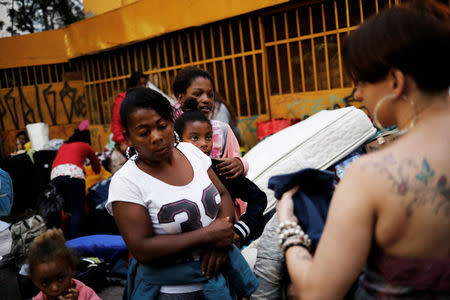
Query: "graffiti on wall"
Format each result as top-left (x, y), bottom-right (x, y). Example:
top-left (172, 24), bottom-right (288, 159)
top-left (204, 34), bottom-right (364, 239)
top-left (0, 81), bottom-right (87, 131)
top-left (238, 88), bottom-right (368, 150)
top-left (269, 87), bottom-right (366, 120)
top-left (286, 88), bottom-right (368, 120)
top-left (90, 124), bottom-right (111, 153)
top-left (238, 115), bottom-right (267, 149)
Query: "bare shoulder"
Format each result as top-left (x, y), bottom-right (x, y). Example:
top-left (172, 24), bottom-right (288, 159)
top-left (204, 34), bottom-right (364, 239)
top-left (348, 146), bottom-right (450, 218)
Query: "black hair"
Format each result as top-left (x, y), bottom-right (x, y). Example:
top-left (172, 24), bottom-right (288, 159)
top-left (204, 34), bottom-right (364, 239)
top-left (172, 67), bottom-right (215, 98)
top-left (175, 97), bottom-right (211, 137)
top-left (28, 229), bottom-right (78, 277)
top-left (342, 1), bottom-right (449, 93)
top-left (180, 97), bottom-right (201, 112)
top-left (120, 87), bottom-right (174, 132)
top-left (66, 129), bottom-right (91, 145)
top-left (174, 110), bottom-right (212, 138)
top-left (127, 71), bottom-right (148, 90)
top-left (17, 131), bottom-right (28, 140)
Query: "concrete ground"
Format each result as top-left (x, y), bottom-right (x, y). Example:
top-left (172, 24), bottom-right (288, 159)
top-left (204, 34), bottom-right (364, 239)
top-left (98, 285), bottom-right (124, 300)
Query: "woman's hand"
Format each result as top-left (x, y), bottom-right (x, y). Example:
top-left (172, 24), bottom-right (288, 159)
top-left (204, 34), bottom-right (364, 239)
top-left (201, 247), bottom-right (228, 279)
top-left (206, 216), bottom-right (234, 248)
top-left (216, 157), bottom-right (244, 179)
top-left (276, 185), bottom-right (299, 224)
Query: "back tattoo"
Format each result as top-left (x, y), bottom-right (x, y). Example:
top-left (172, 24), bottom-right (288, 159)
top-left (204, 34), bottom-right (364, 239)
top-left (362, 154), bottom-right (450, 217)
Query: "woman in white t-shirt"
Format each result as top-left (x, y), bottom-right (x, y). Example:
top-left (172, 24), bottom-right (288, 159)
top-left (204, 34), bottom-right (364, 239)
top-left (106, 87), bottom-right (235, 299)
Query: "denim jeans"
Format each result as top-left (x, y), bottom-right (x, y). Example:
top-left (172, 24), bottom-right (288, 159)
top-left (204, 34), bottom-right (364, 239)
top-left (156, 291), bottom-right (205, 300)
top-left (250, 214), bottom-right (287, 300)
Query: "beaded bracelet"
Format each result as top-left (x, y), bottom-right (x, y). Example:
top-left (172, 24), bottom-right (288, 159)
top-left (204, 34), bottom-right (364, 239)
top-left (283, 240), bottom-right (311, 254)
top-left (277, 220), bottom-right (312, 250)
top-left (281, 235), bottom-right (311, 253)
top-left (277, 223), bottom-right (301, 248)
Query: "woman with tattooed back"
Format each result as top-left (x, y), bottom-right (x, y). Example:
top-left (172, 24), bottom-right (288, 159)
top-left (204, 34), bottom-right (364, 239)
top-left (276, 1), bottom-right (450, 299)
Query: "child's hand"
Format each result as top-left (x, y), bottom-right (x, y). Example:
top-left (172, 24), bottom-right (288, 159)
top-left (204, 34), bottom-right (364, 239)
top-left (216, 157), bottom-right (244, 179)
top-left (58, 288), bottom-right (79, 300)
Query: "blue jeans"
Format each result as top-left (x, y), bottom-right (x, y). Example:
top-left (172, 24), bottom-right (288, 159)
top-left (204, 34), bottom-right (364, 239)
top-left (250, 214), bottom-right (286, 300)
top-left (156, 291), bottom-right (205, 300)
top-left (51, 176), bottom-right (85, 238)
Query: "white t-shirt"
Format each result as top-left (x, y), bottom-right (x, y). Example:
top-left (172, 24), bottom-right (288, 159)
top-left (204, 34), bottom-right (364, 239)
top-left (106, 142), bottom-right (221, 294)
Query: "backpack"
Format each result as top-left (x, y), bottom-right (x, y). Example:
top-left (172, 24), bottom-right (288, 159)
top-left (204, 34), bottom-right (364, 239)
top-left (10, 215), bottom-right (47, 262)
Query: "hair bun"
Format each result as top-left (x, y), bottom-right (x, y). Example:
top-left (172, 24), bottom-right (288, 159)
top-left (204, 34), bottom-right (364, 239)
top-left (181, 97), bottom-right (199, 112)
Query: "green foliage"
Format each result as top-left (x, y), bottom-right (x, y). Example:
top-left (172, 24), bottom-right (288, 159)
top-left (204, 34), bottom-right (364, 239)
top-left (1, 0), bottom-right (84, 35)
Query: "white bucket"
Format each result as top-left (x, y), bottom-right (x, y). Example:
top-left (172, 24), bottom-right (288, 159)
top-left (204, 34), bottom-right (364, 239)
top-left (26, 122), bottom-right (49, 151)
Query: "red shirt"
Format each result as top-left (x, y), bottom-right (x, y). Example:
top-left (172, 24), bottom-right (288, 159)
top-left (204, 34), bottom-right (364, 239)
top-left (111, 91), bottom-right (127, 145)
top-left (52, 142), bottom-right (101, 174)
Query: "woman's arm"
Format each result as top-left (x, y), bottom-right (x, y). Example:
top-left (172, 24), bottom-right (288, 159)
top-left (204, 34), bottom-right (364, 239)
top-left (86, 144), bottom-right (101, 174)
top-left (277, 161), bottom-right (376, 299)
top-left (113, 201), bottom-right (233, 264)
top-left (201, 168), bottom-right (236, 278)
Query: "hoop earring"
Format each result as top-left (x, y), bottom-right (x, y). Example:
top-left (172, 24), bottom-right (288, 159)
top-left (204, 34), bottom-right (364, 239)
top-left (174, 131), bottom-right (180, 146)
top-left (373, 94), bottom-right (395, 131)
top-left (397, 96), bottom-right (417, 135)
top-left (126, 146), bottom-right (138, 161)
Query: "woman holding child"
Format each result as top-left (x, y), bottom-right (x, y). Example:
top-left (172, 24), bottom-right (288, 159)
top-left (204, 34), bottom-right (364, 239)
top-left (106, 88), bottom-right (257, 299)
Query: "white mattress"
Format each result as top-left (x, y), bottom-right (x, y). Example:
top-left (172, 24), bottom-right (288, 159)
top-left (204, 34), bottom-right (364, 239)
top-left (244, 107), bottom-right (376, 212)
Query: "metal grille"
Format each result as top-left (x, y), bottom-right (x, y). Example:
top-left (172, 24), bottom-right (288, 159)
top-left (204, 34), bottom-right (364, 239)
top-left (80, 14), bottom-right (268, 125)
top-left (0, 63), bottom-right (78, 88)
top-left (81, 0), bottom-right (412, 125)
top-left (2, 0), bottom-right (448, 127)
top-left (263, 0), bottom-right (400, 95)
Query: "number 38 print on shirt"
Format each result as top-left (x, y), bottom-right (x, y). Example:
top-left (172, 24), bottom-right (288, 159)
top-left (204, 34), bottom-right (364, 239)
top-left (157, 183), bottom-right (220, 232)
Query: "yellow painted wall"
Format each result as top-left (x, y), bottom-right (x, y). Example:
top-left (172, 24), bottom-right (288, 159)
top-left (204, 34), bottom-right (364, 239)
top-left (90, 124), bottom-right (111, 153)
top-left (0, 29), bottom-right (68, 68)
top-left (0, 0), bottom-right (289, 68)
top-left (0, 81), bottom-right (87, 131)
top-left (84, 0), bottom-right (123, 15)
top-left (238, 114), bottom-right (270, 149)
top-left (236, 88), bottom-right (368, 149)
top-left (269, 88), bottom-right (368, 120)
top-left (84, 0), bottom-right (139, 16)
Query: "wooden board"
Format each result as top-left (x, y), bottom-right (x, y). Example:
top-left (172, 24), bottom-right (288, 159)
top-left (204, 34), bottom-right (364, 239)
top-left (0, 81), bottom-right (87, 131)
top-left (269, 88), bottom-right (368, 120)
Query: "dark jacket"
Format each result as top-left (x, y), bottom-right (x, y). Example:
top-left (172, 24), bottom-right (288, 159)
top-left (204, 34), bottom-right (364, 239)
top-left (269, 168), bottom-right (336, 252)
top-left (211, 159), bottom-right (267, 245)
